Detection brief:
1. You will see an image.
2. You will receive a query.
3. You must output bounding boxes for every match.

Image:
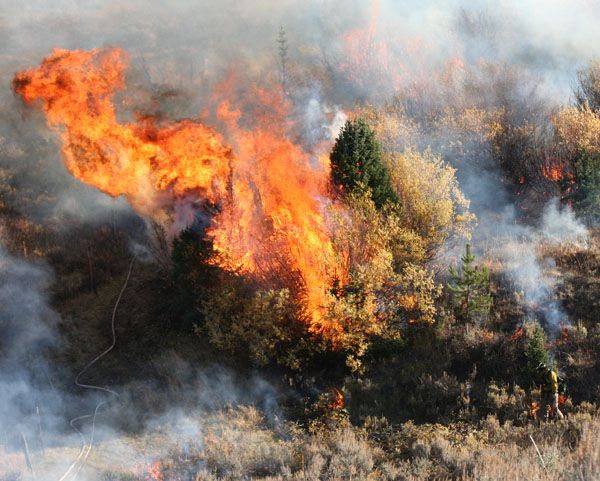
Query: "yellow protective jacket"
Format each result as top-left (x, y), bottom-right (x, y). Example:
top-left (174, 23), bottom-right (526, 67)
top-left (541, 370), bottom-right (559, 394)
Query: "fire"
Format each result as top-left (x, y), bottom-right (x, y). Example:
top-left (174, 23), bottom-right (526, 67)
top-left (13, 48), bottom-right (347, 342)
top-left (541, 160), bottom-right (572, 182)
top-left (511, 327), bottom-right (524, 341)
top-left (542, 165), bottom-right (564, 182)
top-left (13, 49), bottom-right (232, 215)
top-left (327, 387), bottom-right (345, 410)
top-left (146, 461), bottom-right (163, 481)
top-left (529, 401), bottom-right (540, 418)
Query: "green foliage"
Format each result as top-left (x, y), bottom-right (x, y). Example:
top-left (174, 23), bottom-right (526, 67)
top-left (447, 244), bottom-right (492, 323)
top-left (172, 228), bottom-right (219, 287)
top-left (564, 149), bottom-right (600, 219)
top-left (525, 322), bottom-right (550, 386)
top-left (330, 118), bottom-right (398, 208)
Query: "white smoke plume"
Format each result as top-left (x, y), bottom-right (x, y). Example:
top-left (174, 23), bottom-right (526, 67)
top-left (490, 200), bottom-right (588, 336)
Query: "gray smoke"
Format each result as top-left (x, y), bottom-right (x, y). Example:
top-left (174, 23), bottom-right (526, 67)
top-left (0, 235), bottom-right (282, 480)
top-left (485, 200), bottom-right (588, 336)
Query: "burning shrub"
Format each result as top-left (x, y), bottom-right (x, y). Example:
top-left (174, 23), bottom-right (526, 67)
top-left (552, 106), bottom-right (600, 219)
top-left (325, 192), bottom-right (441, 367)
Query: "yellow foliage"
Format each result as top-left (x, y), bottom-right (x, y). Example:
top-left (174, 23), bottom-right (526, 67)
top-left (201, 287), bottom-right (300, 367)
top-left (323, 193), bottom-right (442, 365)
top-left (384, 149), bottom-right (475, 250)
top-left (357, 104), bottom-right (421, 152)
top-left (553, 105), bottom-right (600, 156)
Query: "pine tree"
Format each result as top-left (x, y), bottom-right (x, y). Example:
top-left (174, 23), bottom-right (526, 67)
top-left (330, 118), bottom-right (398, 208)
top-left (526, 324), bottom-right (549, 372)
top-left (276, 26), bottom-right (289, 95)
top-left (563, 149), bottom-right (600, 220)
top-left (525, 323), bottom-right (550, 386)
top-left (447, 244), bottom-right (492, 322)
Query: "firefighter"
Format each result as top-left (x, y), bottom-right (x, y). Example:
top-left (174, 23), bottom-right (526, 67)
top-left (536, 363), bottom-right (564, 421)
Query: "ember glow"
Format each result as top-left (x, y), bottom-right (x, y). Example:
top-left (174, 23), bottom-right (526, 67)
top-left (530, 401), bottom-right (540, 418)
top-left (13, 48), bottom-right (347, 341)
top-left (327, 387), bottom-right (345, 410)
top-left (542, 161), bottom-right (572, 182)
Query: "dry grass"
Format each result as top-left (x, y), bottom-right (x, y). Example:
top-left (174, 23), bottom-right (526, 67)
top-left (5, 406), bottom-right (597, 481)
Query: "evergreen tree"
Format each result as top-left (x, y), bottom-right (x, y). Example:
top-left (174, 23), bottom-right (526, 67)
top-left (330, 118), bottom-right (398, 208)
top-left (447, 244), bottom-right (492, 322)
top-left (525, 323), bottom-right (550, 386)
top-left (563, 149), bottom-right (600, 220)
top-left (171, 228), bottom-right (221, 328)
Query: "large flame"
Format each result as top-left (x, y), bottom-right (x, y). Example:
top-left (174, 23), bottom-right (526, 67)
top-left (14, 48), bottom-right (345, 341)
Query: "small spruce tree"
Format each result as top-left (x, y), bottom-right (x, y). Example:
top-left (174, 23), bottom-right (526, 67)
top-left (447, 244), bottom-right (492, 323)
top-left (563, 149), bottom-right (600, 220)
top-left (330, 118), bottom-right (398, 208)
top-left (171, 228), bottom-right (221, 328)
top-left (525, 323), bottom-right (550, 386)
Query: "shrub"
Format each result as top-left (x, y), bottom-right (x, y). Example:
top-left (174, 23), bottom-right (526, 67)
top-left (574, 61), bottom-right (600, 113)
top-left (200, 284), bottom-right (304, 368)
top-left (323, 191), bottom-right (440, 367)
top-left (384, 149), bottom-right (475, 251)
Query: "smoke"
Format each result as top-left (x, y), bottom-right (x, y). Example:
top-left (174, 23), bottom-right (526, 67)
top-left (0, 235), bottom-right (66, 474)
top-left (540, 198), bottom-right (589, 245)
top-left (485, 200), bottom-right (588, 336)
top-left (0, 234), bottom-right (283, 479)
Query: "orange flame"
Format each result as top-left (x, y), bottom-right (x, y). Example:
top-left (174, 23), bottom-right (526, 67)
top-left (529, 401), bottom-right (540, 418)
top-left (327, 387), bottom-right (345, 410)
top-left (146, 461), bottom-right (164, 481)
top-left (541, 160), bottom-right (572, 182)
top-left (511, 327), bottom-right (524, 341)
top-left (13, 48), bottom-right (347, 343)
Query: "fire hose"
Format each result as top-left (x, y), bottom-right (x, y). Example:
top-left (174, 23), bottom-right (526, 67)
top-left (58, 255), bottom-right (136, 481)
